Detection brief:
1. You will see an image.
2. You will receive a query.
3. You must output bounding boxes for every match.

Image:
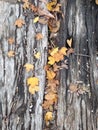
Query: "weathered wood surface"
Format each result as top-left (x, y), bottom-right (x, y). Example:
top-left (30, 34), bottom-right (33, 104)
top-left (0, 1), bottom-right (48, 130)
top-left (57, 0), bottom-right (98, 130)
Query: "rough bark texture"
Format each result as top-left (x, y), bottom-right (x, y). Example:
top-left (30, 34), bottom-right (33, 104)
top-left (57, 0), bottom-right (98, 130)
top-left (0, 1), bottom-right (48, 130)
top-left (0, 0), bottom-right (98, 130)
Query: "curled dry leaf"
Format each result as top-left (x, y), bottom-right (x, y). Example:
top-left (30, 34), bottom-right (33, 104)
top-left (7, 51), bottom-right (15, 57)
top-left (48, 19), bottom-right (60, 33)
top-left (24, 63), bottom-right (34, 72)
top-left (8, 38), bottom-right (15, 44)
top-left (15, 18), bottom-right (25, 28)
top-left (35, 33), bottom-right (43, 40)
top-left (47, 70), bottom-right (56, 80)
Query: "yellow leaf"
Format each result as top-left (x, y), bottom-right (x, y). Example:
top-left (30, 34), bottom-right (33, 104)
top-left (29, 85), bottom-right (39, 94)
top-left (34, 52), bottom-right (41, 59)
top-left (45, 112), bottom-right (53, 121)
top-left (46, 1), bottom-right (57, 11)
top-left (33, 17), bottom-right (39, 23)
top-left (95, 0), bottom-right (98, 4)
top-left (48, 56), bottom-right (55, 65)
top-left (67, 38), bottom-right (72, 47)
top-left (7, 51), bottom-right (15, 57)
top-left (47, 70), bottom-right (56, 80)
top-left (35, 33), bottom-right (43, 40)
top-left (15, 18), bottom-right (25, 28)
top-left (8, 38), bottom-right (14, 44)
top-left (24, 63), bottom-right (34, 72)
top-left (59, 47), bottom-right (68, 55)
top-left (27, 77), bottom-right (39, 87)
top-left (50, 47), bottom-right (58, 56)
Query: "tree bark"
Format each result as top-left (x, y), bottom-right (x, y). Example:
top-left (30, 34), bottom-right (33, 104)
top-left (0, 1), bottom-right (48, 130)
top-left (57, 0), bottom-right (98, 130)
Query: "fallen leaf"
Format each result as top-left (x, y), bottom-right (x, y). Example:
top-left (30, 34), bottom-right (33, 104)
top-left (34, 52), bottom-right (41, 59)
top-left (53, 52), bottom-right (64, 62)
top-left (53, 63), bottom-right (60, 71)
top-left (30, 4), bottom-right (38, 12)
top-left (52, 4), bottom-right (61, 12)
top-left (45, 92), bottom-right (57, 103)
top-left (15, 18), bottom-right (25, 28)
top-left (24, 63), bottom-right (34, 72)
top-left (27, 77), bottom-right (39, 87)
top-left (42, 101), bottom-right (53, 109)
top-left (67, 38), bottom-right (72, 47)
top-left (95, 0), bottom-right (98, 4)
top-left (48, 56), bottom-right (55, 65)
top-left (47, 70), bottom-right (56, 80)
top-left (59, 47), bottom-right (68, 55)
top-left (23, 1), bottom-right (30, 9)
top-left (46, 1), bottom-right (57, 11)
top-left (33, 17), bottom-right (39, 23)
top-left (69, 83), bottom-right (78, 93)
top-left (35, 33), bottom-right (43, 40)
top-left (45, 112), bottom-right (53, 121)
top-left (48, 19), bottom-right (60, 33)
top-left (7, 51), bottom-right (15, 57)
top-left (8, 38), bottom-right (14, 44)
top-left (29, 85), bottom-right (39, 94)
top-left (50, 47), bottom-right (58, 56)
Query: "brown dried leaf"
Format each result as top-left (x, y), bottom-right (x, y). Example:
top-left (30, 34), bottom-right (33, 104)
top-left (35, 33), bottom-right (43, 40)
top-left (8, 38), bottom-right (14, 44)
top-left (7, 51), bottom-right (15, 57)
top-left (69, 83), bottom-right (78, 93)
top-left (15, 18), bottom-right (25, 28)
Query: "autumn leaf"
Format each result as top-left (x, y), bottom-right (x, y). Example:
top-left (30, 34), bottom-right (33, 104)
top-left (59, 47), bottom-right (68, 55)
top-left (45, 92), bottom-right (57, 103)
top-left (53, 63), bottom-right (60, 72)
top-left (15, 18), bottom-right (25, 28)
top-left (24, 63), bottom-right (34, 72)
top-left (38, 18), bottom-right (48, 25)
top-left (48, 19), bottom-right (60, 33)
top-left (34, 52), bottom-right (41, 59)
top-left (35, 33), bottom-right (43, 40)
top-left (53, 52), bottom-right (64, 62)
top-left (7, 51), bottom-right (15, 57)
top-left (67, 48), bottom-right (74, 56)
top-left (45, 112), bottom-right (53, 121)
top-left (8, 38), bottom-right (14, 44)
top-left (95, 0), bottom-right (98, 4)
top-left (67, 38), bottom-right (72, 47)
top-left (33, 17), bottom-right (39, 23)
top-left (69, 83), bottom-right (78, 93)
top-left (48, 56), bottom-right (55, 65)
top-left (30, 4), bottom-right (38, 12)
top-left (42, 100), bottom-right (53, 109)
top-left (23, 1), bottom-right (30, 9)
top-left (29, 85), bottom-right (39, 94)
top-left (47, 70), bottom-right (56, 80)
top-left (46, 1), bottom-right (57, 11)
top-left (52, 4), bottom-right (61, 12)
top-left (27, 77), bottom-right (39, 87)
top-left (50, 47), bottom-right (58, 56)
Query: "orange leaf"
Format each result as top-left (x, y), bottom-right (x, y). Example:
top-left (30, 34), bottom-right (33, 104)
top-left (35, 33), bottom-right (43, 40)
top-left (50, 47), bottom-right (58, 56)
top-left (45, 112), bottom-right (53, 121)
top-left (45, 92), bottom-right (57, 103)
top-left (47, 70), bottom-right (56, 80)
top-left (15, 18), bottom-right (25, 28)
top-left (53, 52), bottom-right (64, 62)
top-left (7, 51), bottom-right (15, 57)
top-left (67, 38), bottom-right (72, 47)
top-left (59, 47), bottom-right (68, 55)
top-left (8, 38), bottom-right (14, 44)
top-left (24, 63), bottom-right (34, 72)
